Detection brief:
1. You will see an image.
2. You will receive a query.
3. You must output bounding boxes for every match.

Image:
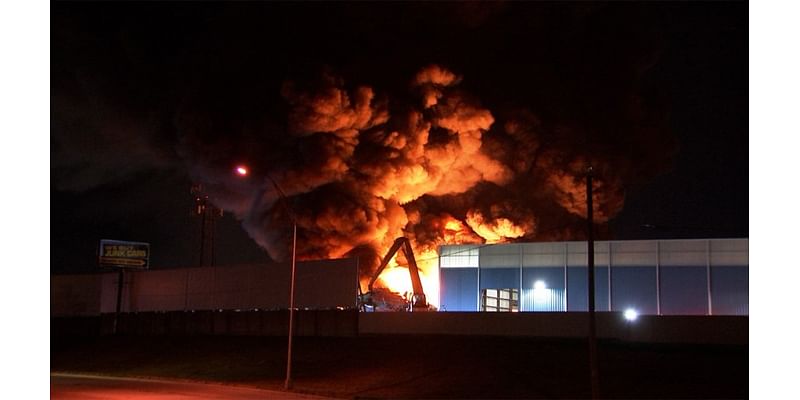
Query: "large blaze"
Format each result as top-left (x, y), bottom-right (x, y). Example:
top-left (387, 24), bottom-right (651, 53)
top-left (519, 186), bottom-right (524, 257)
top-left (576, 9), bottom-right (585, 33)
top-left (176, 64), bottom-right (673, 308)
top-left (372, 248), bottom-right (441, 308)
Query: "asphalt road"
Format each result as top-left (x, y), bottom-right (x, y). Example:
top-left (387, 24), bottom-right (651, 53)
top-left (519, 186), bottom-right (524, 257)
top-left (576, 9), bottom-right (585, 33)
top-left (51, 373), bottom-right (337, 400)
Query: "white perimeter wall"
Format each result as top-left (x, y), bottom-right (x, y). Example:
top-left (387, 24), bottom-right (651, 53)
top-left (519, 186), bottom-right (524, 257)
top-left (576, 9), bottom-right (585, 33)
top-left (51, 258), bottom-right (359, 316)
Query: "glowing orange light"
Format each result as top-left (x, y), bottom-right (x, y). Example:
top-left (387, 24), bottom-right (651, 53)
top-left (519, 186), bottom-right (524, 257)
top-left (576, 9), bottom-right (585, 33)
top-left (235, 166), bottom-right (248, 176)
top-left (376, 248), bottom-right (440, 309)
top-left (378, 267), bottom-right (414, 296)
top-left (445, 219), bottom-right (462, 231)
top-left (466, 211), bottom-right (526, 244)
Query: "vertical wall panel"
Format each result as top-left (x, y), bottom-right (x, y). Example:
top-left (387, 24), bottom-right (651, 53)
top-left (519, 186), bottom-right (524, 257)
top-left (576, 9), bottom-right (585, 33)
top-left (566, 267), bottom-right (609, 312)
top-left (659, 240), bottom-right (708, 315)
top-left (565, 241), bottom-right (609, 312)
top-left (522, 267), bottom-right (565, 311)
top-left (595, 266), bottom-right (610, 312)
top-left (479, 268), bottom-right (520, 290)
top-left (567, 267), bottom-right (587, 311)
top-left (709, 239), bottom-right (748, 315)
top-left (611, 267), bottom-right (657, 314)
top-left (440, 268), bottom-right (479, 311)
top-left (660, 266), bottom-right (708, 315)
top-left (711, 266), bottom-right (749, 315)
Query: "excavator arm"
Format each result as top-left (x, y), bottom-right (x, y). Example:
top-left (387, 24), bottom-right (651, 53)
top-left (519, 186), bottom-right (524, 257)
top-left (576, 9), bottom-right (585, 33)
top-left (365, 237), bottom-right (428, 311)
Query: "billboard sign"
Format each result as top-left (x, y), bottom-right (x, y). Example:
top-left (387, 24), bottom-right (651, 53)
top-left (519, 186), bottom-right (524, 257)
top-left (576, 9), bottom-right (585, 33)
top-left (99, 239), bottom-right (150, 269)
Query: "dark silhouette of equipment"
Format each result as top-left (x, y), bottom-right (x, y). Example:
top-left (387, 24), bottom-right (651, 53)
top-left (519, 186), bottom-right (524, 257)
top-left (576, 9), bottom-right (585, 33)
top-left (360, 237), bottom-right (431, 312)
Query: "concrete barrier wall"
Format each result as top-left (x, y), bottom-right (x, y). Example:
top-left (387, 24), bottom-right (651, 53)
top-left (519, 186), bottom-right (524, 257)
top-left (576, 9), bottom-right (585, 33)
top-left (358, 312), bottom-right (748, 345)
top-left (52, 310), bottom-right (359, 337)
top-left (52, 310), bottom-right (746, 345)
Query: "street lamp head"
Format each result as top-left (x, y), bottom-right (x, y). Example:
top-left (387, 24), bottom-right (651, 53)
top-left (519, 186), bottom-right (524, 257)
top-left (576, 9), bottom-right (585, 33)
top-left (235, 165), bottom-right (248, 176)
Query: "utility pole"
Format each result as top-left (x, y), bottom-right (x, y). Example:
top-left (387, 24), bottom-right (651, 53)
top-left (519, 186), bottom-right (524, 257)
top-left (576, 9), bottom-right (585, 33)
top-left (192, 184), bottom-right (222, 267)
top-left (587, 167), bottom-right (600, 399)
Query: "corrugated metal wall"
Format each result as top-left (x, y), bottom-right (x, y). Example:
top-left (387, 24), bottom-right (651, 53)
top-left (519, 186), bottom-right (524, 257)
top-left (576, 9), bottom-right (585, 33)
top-left (439, 239), bottom-right (748, 315)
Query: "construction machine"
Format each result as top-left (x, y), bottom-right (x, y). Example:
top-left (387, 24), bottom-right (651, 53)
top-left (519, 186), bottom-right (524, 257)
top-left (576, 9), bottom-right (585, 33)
top-left (359, 237), bottom-right (431, 312)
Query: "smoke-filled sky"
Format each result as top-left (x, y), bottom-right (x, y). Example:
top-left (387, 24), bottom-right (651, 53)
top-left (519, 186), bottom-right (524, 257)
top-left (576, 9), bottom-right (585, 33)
top-left (52, 2), bottom-right (747, 274)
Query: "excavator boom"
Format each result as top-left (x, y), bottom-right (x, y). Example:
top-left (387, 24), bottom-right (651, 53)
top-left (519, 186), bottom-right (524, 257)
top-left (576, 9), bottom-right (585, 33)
top-left (400, 239), bottom-right (425, 297)
top-left (364, 237), bottom-right (428, 311)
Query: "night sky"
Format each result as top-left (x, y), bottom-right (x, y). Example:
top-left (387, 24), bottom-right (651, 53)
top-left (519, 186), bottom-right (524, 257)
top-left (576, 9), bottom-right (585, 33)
top-left (51, 2), bottom-right (748, 274)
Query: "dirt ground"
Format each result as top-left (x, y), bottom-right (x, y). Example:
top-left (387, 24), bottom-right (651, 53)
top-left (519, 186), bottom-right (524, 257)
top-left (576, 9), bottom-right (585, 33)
top-left (51, 334), bottom-right (747, 399)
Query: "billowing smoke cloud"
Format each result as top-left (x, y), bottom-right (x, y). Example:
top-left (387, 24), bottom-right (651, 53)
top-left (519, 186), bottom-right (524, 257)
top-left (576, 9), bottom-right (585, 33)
top-left (176, 65), bottom-right (670, 283)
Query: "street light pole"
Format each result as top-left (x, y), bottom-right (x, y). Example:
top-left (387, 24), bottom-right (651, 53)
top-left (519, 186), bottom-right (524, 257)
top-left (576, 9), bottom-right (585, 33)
top-left (235, 165), bottom-right (299, 391)
top-left (285, 221), bottom-right (297, 390)
top-left (260, 171), bottom-right (298, 391)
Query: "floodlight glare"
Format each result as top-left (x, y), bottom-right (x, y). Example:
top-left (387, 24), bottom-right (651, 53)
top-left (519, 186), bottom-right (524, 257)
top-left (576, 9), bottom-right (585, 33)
top-left (235, 166), bottom-right (248, 176)
top-left (624, 308), bottom-right (639, 321)
top-left (534, 280), bottom-right (546, 290)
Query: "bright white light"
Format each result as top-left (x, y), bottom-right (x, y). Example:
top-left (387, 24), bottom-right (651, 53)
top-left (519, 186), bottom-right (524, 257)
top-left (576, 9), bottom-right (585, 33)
top-left (534, 280), bottom-right (546, 290)
top-left (624, 308), bottom-right (639, 321)
top-left (235, 166), bottom-right (248, 176)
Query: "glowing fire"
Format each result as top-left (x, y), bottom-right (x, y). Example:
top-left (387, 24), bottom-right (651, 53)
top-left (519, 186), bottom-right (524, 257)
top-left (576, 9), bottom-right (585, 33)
top-left (466, 210), bottom-right (527, 244)
top-left (369, 212), bottom-right (530, 308)
top-left (181, 65), bottom-right (634, 312)
top-left (443, 217), bottom-right (480, 244)
top-left (376, 248), bottom-right (440, 309)
top-left (445, 220), bottom-right (462, 231)
top-left (370, 217), bottom-right (483, 310)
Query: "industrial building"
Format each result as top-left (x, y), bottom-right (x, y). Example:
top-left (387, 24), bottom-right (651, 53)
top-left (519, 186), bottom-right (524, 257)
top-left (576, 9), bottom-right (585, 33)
top-left (438, 238), bottom-right (748, 315)
top-left (53, 238), bottom-right (748, 318)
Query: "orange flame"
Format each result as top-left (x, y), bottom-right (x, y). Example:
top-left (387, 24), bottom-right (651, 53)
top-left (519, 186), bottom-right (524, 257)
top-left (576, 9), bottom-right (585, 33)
top-left (465, 210), bottom-right (527, 243)
top-left (367, 215), bottom-right (478, 309)
top-left (363, 211), bottom-right (525, 309)
top-left (375, 248), bottom-right (440, 309)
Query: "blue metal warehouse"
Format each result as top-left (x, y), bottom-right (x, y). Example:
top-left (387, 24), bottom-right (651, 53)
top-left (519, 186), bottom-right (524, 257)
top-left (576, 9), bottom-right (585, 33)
top-left (437, 238), bottom-right (748, 315)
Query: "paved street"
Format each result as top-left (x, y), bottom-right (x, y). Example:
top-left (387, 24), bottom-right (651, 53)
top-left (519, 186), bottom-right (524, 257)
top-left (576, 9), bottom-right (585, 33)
top-left (51, 373), bottom-right (336, 400)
